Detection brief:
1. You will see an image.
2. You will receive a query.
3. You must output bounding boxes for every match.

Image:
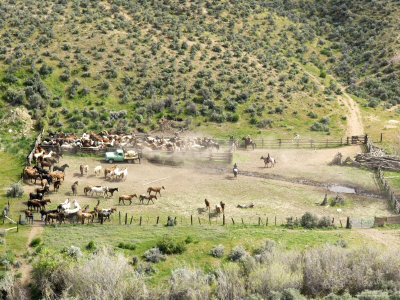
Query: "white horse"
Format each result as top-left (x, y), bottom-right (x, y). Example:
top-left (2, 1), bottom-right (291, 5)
top-left (34, 151), bottom-right (45, 162)
top-left (121, 168), bottom-right (128, 181)
top-left (94, 165), bottom-right (102, 176)
top-left (90, 186), bottom-right (108, 198)
top-left (109, 168), bottom-right (120, 180)
top-left (260, 154), bottom-right (276, 168)
top-left (43, 151), bottom-right (55, 160)
top-left (60, 198), bottom-right (71, 210)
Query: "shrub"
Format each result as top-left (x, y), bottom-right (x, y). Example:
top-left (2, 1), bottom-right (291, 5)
top-left (300, 212), bottom-right (319, 229)
top-left (168, 268), bottom-right (211, 299)
top-left (229, 246), bottom-right (247, 261)
top-left (311, 122), bottom-right (329, 132)
top-left (86, 241), bottom-right (95, 251)
top-left (6, 182), bottom-right (24, 197)
top-left (185, 236), bottom-right (194, 244)
top-left (356, 290), bottom-right (389, 300)
top-left (156, 236), bottom-right (186, 255)
top-left (210, 245), bottom-right (225, 258)
top-left (30, 238), bottom-right (41, 248)
top-left (257, 118), bottom-right (273, 128)
top-left (117, 242), bottom-right (136, 251)
top-left (143, 247), bottom-right (166, 263)
top-left (307, 111), bottom-right (318, 119)
top-left (318, 216), bottom-right (332, 228)
top-left (0, 250), bottom-right (15, 269)
top-left (216, 264), bottom-right (246, 300)
top-left (135, 262), bottom-right (157, 275)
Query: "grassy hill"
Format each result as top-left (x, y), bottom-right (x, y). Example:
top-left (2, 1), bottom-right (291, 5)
top-left (0, 0), bottom-right (399, 148)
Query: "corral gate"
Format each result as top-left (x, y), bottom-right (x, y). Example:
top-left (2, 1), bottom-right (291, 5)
top-left (350, 217), bottom-right (374, 228)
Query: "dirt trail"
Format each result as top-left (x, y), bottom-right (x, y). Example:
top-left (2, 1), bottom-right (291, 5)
top-left (17, 221), bottom-right (44, 300)
top-left (305, 71), bottom-right (364, 136)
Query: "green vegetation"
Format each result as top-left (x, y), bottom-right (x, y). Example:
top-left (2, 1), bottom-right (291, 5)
top-left (29, 238), bottom-right (41, 248)
top-left (2, 0), bottom-right (398, 138)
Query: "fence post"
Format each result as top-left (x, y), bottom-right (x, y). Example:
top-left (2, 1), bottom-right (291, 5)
top-left (279, 139), bottom-right (282, 148)
top-left (241, 217), bottom-right (244, 224)
top-left (198, 217), bottom-right (201, 225)
top-left (231, 217), bottom-right (235, 225)
top-left (222, 214), bottom-right (225, 225)
top-left (258, 217), bottom-right (261, 226)
top-left (130, 216), bottom-right (133, 224)
top-left (347, 137), bottom-right (349, 145)
top-left (156, 216), bottom-right (159, 224)
top-left (266, 217), bottom-right (268, 226)
top-left (380, 132), bottom-right (383, 143)
top-left (191, 215), bottom-right (193, 225)
top-left (340, 137), bottom-right (343, 145)
top-left (125, 213), bottom-right (127, 225)
top-left (139, 216), bottom-right (142, 226)
top-left (209, 213), bottom-right (211, 225)
top-left (274, 216), bottom-right (277, 226)
top-left (346, 216), bottom-right (351, 229)
top-left (119, 212), bottom-right (121, 225)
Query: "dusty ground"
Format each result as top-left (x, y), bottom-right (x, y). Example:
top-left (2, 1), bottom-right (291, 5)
top-left (22, 145), bottom-right (392, 224)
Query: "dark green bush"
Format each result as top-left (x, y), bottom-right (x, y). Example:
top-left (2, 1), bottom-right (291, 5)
top-left (117, 242), bottom-right (136, 251)
top-left (30, 238), bottom-right (41, 248)
top-left (156, 236), bottom-right (186, 255)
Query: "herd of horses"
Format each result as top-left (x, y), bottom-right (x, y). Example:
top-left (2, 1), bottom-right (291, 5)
top-left (21, 134), bottom-right (279, 225)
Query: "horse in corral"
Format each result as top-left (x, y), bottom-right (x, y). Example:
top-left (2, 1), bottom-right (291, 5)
top-left (53, 164), bottom-right (69, 172)
top-left (58, 198), bottom-right (71, 211)
top-left (119, 194), bottom-right (137, 205)
top-left (71, 181), bottom-right (78, 196)
top-left (80, 164), bottom-right (89, 176)
top-left (242, 137), bottom-right (256, 150)
top-left (260, 153), bottom-right (276, 168)
top-left (139, 194), bottom-right (157, 205)
top-left (94, 165), bottom-right (102, 176)
top-left (90, 186), bottom-right (108, 198)
top-left (105, 165), bottom-right (117, 179)
top-left (147, 186), bottom-right (165, 197)
top-left (107, 187), bottom-right (119, 197)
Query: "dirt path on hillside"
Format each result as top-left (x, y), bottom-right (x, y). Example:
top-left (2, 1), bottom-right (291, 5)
top-left (305, 71), bottom-right (364, 136)
top-left (17, 221), bottom-right (44, 300)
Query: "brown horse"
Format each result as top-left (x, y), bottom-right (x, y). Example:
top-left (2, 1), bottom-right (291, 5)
top-left (104, 165), bottom-right (117, 179)
top-left (242, 137), bottom-right (256, 150)
top-left (220, 201), bottom-right (225, 213)
top-left (54, 180), bottom-right (61, 192)
top-left (139, 194), bottom-right (157, 204)
top-left (71, 181), bottom-right (78, 196)
top-left (205, 198), bottom-right (210, 213)
top-left (84, 185), bottom-right (93, 196)
top-left (119, 194), bottom-right (137, 205)
top-left (147, 186), bottom-right (165, 197)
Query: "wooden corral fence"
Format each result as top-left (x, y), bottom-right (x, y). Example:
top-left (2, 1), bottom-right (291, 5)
top-left (26, 129), bottom-right (44, 166)
top-left (234, 135), bottom-right (367, 150)
top-left (374, 215), bottom-right (400, 226)
top-left (377, 167), bottom-right (400, 214)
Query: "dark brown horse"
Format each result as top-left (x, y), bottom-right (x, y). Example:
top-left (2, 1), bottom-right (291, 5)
top-left (242, 137), bottom-right (256, 150)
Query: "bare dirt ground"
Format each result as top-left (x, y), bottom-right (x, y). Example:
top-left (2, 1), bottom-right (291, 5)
top-left (17, 221), bottom-right (43, 300)
top-left (22, 146), bottom-right (391, 225)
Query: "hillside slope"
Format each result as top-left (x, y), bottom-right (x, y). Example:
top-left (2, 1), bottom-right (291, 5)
top-left (0, 0), bottom-right (399, 145)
